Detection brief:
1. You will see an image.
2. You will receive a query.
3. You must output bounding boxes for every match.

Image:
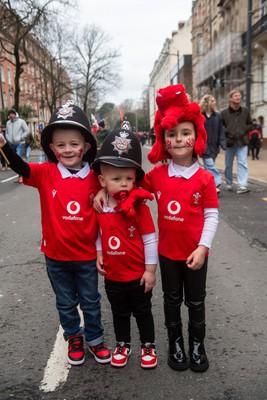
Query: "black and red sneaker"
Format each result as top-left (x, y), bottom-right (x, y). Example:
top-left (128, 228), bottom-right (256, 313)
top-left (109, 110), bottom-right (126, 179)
top-left (88, 342), bottom-right (111, 364)
top-left (68, 335), bottom-right (85, 366)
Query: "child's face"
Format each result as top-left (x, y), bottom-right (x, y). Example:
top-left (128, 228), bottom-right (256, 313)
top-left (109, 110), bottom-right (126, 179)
top-left (49, 129), bottom-right (91, 169)
top-left (99, 164), bottom-right (136, 194)
top-left (164, 121), bottom-right (196, 164)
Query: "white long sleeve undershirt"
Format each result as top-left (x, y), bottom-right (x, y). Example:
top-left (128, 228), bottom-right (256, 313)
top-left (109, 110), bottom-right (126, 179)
top-left (198, 208), bottom-right (219, 249)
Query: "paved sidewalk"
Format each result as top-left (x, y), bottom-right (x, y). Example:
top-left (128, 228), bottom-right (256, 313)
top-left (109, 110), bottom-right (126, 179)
top-left (214, 145), bottom-right (267, 186)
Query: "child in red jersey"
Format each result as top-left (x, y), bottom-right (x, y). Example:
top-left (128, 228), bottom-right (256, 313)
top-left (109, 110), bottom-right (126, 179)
top-left (0, 101), bottom-right (111, 366)
top-left (143, 84), bottom-right (219, 372)
top-left (94, 85), bottom-right (219, 372)
top-left (91, 122), bottom-right (158, 369)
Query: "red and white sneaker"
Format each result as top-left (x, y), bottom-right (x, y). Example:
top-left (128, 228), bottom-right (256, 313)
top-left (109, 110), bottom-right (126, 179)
top-left (141, 343), bottom-right (157, 369)
top-left (88, 342), bottom-right (111, 364)
top-left (111, 342), bottom-right (131, 368)
top-left (68, 335), bottom-right (85, 366)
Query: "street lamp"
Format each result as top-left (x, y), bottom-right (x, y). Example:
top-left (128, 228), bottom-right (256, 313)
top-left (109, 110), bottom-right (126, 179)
top-left (161, 50), bottom-right (180, 84)
top-left (245, 0), bottom-right (252, 110)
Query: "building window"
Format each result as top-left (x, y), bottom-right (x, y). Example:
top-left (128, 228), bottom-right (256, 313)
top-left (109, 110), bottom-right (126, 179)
top-left (260, 0), bottom-right (267, 17)
top-left (7, 68), bottom-right (11, 85)
top-left (260, 61), bottom-right (265, 101)
top-left (3, 91), bottom-right (7, 108)
top-left (197, 35), bottom-right (204, 55)
top-left (0, 65), bottom-right (5, 82)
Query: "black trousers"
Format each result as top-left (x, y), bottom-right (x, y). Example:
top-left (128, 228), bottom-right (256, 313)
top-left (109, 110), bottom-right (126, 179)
top-left (159, 254), bottom-right (208, 328)
top-left (105, 278), bottom-right (155, 344)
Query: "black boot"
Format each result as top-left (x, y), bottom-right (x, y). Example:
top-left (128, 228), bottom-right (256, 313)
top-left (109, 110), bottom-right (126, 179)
top-left (188, 324), bottom-right (209, 372)
top-left (167, 326), bottom-right (188, 371)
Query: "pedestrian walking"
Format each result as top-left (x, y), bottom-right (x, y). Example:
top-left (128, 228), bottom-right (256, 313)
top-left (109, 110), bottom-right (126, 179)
top-left (25, 132), bottom-right (34, 162)
top-left (91, 122), bottom-right (158, 369)
top-left (5, 108), bottom-right (29, 182)
top-left (221, 89), bottom-right (252, 193)
top-left (96, 120), bottom-right (109, 148)
top-left (0, 101), bottom-right (111, 367)
top-left (248, 118), bottom-right (262, 160)
top-left (199, 94), bottom-right (226, 195)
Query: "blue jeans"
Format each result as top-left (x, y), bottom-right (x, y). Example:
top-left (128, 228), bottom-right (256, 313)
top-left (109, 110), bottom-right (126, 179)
top-left (45, 256), bottom-right (104, 345)
top-left (202, 157), bottom-right (221, 187)
top-left (225, 146), bottom-right (248, 188)
top-left (10, 143), bottom-right (25, 178)
top-left (10, 143), bottom-right (25, 158)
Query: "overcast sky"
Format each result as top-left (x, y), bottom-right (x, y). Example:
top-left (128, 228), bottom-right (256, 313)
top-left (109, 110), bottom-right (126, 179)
top-left (77, 0), bottom-right (193, 106)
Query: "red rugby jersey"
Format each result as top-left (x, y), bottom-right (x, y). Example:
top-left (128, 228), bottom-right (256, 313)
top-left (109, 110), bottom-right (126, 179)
top-left (142, 164), bottom-right (219, 260)
top-left (97, 204), bottom-right (155, 282)
top-left (24, 162), bottom-right (101, 261)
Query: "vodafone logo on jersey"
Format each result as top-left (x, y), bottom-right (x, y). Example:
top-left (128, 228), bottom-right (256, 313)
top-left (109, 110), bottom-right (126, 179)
top-left (67, 201), bottom-right (81, 215)
top-left (164, 200), bottom-right (184, 222)
top-left (167, 200), bottom-right (181, 215)
top-left (108, 236), bottom-right (120, 250)
top-left (62, 201), bottom-right (83, 221)
top-left (107, 236), bottom-right (126, 255)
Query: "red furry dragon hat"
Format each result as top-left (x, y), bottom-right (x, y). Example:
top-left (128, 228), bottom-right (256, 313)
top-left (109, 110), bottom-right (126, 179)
top-left (148, 84), bottom-right (207, 163)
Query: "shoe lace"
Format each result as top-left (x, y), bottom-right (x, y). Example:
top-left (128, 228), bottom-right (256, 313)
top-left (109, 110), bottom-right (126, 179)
top-left (142, 343), bottom-right (154, 355)
top-left (95, 342), bottom-right (107, 352)
top-left (116, 342), bottom-right (128, 353)
top-left (69, 336), bottom-right (83, 352)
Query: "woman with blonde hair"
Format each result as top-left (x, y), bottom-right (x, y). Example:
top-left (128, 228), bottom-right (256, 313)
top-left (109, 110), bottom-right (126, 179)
top-left (199, 94), bottom-right (226, 194)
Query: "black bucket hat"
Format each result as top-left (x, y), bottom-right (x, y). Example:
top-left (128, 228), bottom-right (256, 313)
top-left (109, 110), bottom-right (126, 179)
top-left (41, 101), bottom-right (97, 164)
top-left (91, 121), bottom-right (144, 180)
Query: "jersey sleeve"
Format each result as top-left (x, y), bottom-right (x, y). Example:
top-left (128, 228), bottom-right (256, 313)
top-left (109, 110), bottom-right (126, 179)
top-left (135, 204), bottom-right (156, 235)
top-left (201, 172), bottom-right (219, 208)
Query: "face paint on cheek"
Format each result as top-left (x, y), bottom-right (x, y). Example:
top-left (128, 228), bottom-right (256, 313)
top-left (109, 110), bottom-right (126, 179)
top-left (165, 140), bottom-right (172, 150)
top-left (186, 138), bottom-right (195, 148)
top-left (78, 148), bottom-right (83, 158)
top-left (55, 150), bottom-right (61, 160)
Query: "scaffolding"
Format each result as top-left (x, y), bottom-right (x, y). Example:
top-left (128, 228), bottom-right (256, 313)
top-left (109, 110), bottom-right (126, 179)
top-left (195, 32), bottom-right (245, 86)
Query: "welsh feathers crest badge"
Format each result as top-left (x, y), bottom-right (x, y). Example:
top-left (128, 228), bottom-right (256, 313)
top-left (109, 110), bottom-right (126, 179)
top-left (111, 131), bottom-right (132, 156)
top-left (56, 100), bottom-right (76, 120)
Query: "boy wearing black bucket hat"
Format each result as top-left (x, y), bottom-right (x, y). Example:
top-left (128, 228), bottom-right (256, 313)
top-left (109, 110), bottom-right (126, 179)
top-left (0, 100), bottom-right (111, 366)
top-left (91, 122), bottom-right (158, 369)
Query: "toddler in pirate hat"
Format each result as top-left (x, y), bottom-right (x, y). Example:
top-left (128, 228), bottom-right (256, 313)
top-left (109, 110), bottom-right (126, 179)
top-left (91, 122), bottom-right (158, 369)
top-left (0, 100), bottom-right (112, 367)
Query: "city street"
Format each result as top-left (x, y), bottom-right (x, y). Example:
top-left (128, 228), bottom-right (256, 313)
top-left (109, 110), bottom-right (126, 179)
top-left (0, 146), bottom-right (266, 400)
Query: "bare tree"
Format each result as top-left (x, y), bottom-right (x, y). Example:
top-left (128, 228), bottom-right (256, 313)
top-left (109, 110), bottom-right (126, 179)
top-left (0, 0), bottom-right (72, 111)
top-left (71, 24), bottom-right (121, 114)
top-left (35, 20), bottom-right (73, 113)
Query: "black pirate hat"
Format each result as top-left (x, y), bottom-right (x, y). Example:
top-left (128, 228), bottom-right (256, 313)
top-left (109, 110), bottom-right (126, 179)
top-left (91, 121), bottom-right (144, 180)
top-left (41, 101), bottom-right (97, 164)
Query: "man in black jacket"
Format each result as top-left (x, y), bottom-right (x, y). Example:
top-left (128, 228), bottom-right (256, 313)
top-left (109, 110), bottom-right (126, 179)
top-left (221, 90), bottom-right (252, 194)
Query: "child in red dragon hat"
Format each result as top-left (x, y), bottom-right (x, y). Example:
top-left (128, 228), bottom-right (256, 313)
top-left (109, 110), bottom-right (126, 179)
top-left (94, 84), bottom-right (219, 372)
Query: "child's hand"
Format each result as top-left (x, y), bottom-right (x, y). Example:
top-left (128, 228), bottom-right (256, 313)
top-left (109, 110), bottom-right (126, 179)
top-left (96, 251), bottom-right (106, 276)
top-left (186, 245), bottom-right (207, 270)
top-left (140, 270), bottom-right (156, 293)
top-left (0, 133), bottom-right (7, 147)
top-left (93, 188), bottom-right (107, 213)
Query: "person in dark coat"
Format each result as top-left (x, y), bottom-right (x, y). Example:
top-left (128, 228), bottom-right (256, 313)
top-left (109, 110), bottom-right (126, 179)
top-left (248, 119), bottom-right (262, 160)
top-left (199, 95), bottom-right (226, 194)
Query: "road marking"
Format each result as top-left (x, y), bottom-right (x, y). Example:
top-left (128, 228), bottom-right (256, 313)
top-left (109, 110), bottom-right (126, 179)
top-left (39, 325), bottom-right (70, 393)
top-left (262, 198), bottom-right (267, 202)
top-left (40, 309), bottom-right (84, 393)
top-left (1, 175), bottom-right (18, 183)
